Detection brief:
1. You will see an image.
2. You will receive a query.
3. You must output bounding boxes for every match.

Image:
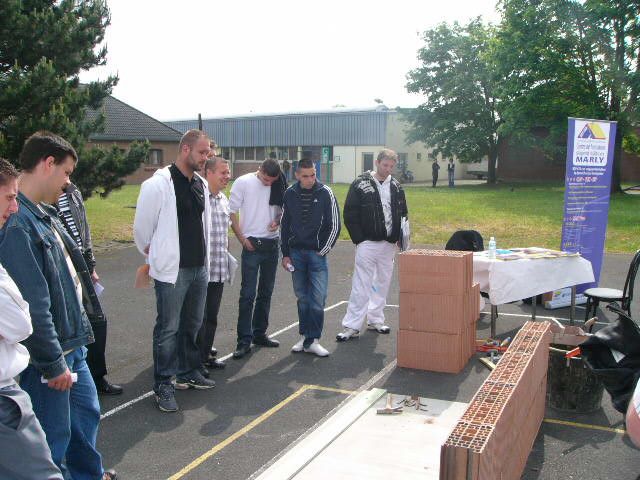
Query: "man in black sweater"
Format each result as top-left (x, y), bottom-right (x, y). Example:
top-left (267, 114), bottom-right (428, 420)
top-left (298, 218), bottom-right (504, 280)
top-left (280, 158), bottom-right (341, 356)
top-left (337, 149), bottom-right (408, 341)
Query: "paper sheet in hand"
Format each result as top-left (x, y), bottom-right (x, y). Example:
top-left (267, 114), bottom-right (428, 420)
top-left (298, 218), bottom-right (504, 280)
top-left (400, 217), bottom-right (411, 252)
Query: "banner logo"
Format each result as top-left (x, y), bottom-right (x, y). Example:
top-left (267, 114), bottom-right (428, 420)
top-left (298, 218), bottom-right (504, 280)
top-left (577, 122), bottom-right (607, 140)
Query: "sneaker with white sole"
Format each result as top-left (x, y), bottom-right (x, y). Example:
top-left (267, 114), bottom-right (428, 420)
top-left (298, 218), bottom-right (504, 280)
top-left (155, 384), bottom-right (178, 412)
top-left (175, 371), bottom-right (216, 390)
top-left (304, 340), bottom-right (329, 357)
top-left (291, 337), bottom-right (305, 353)
top-left (367, 324), bottom-right (391, 334)
top-left (336, 327), bottom-right (359, 342)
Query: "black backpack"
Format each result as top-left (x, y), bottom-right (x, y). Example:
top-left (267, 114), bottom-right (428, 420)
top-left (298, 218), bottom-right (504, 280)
top-left (445, 230), bottom-right (484, 252)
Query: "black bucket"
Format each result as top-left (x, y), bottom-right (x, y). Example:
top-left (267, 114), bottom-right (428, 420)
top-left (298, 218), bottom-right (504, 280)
top-left (547, 344), bottom-right (604, 413)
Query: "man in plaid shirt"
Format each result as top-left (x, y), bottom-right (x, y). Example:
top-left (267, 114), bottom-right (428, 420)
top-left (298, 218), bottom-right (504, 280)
top-left (196, 156), bottom-right (233, 376)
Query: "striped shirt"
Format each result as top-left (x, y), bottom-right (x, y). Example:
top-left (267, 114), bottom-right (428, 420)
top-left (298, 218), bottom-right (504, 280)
top-left (208, 191), bottom-right (230, 283)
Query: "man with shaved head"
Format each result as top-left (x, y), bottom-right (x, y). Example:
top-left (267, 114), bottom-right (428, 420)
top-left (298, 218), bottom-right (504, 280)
top-left (134, 129), bottom-right (216, 412)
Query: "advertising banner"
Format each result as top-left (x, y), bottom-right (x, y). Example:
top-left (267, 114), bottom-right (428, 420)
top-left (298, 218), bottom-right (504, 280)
top-left (560, 117), bottom-right (617, 291)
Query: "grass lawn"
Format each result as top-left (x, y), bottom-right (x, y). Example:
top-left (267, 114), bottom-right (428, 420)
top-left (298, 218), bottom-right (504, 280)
top-left (85, 182), bottom-right (640, 253)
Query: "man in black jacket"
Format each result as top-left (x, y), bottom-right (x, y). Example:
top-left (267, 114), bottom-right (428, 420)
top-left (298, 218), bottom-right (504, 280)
top-left (281, 158), bottom-right (340, 356)
top-left (337, 149), bottom-right (408, 341)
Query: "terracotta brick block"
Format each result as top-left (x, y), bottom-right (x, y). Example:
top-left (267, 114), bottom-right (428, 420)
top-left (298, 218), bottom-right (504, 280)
top-left (397, 329), bottom-right (472, 373)
top-left (441, 322), bottom-right (552, 479)
top-left (399, 292), bottom-right (469, 334)
top-left (398, 250), bottom-right (472, 295)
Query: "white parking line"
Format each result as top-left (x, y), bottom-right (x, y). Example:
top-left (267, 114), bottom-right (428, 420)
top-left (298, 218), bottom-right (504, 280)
top-left (100, 300), bottom-right (349, 420)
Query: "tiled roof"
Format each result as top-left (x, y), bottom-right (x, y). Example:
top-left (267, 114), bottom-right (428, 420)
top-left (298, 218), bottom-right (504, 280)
top-left (87, 95), bottom-right (182, 142)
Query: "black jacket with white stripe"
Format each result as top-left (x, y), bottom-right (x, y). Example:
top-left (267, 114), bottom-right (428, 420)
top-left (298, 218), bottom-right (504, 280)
top-left (343, 172), bottom-right (408, 245)
top-left (280, 181), bottom-right (341, 257)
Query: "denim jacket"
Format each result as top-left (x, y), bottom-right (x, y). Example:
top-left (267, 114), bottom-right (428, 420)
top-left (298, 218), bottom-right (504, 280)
top-left (0, 192), bottom-right (94, 379)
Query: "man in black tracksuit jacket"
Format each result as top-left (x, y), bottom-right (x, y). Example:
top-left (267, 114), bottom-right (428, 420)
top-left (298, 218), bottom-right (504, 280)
top-left (281, 158), bottom-right (341, 356)
top-left (338, 148), bottom-right (408, 341)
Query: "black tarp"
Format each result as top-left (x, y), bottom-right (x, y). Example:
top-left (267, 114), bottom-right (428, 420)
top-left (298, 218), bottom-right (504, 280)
top-left (580, 304), bottom-right (640, 413)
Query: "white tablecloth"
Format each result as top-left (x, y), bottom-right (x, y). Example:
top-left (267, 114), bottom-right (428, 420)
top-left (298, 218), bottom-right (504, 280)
top-left (473, 252), bottom-right (595, 305)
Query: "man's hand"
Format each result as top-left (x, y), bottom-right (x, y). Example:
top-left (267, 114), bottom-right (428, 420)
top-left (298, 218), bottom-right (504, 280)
top-left (47, 368), bottom-right (74, 391)
top-left (282, 257), bottom-right (293, 271)
top-left (91, 270), bottom-right (99, 283)
top-left (268, 220), bottom-right (279, 232)
top-left (242, 238), bottom-right (255, 252)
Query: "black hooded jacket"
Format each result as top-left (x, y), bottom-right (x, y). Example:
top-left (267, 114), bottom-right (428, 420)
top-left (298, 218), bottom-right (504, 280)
top-left (343, 172), bottom-right (408, 245)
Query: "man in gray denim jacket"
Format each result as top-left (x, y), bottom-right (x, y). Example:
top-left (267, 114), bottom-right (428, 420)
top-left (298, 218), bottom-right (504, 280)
top-left (0, 132), bottom-right (116, 480)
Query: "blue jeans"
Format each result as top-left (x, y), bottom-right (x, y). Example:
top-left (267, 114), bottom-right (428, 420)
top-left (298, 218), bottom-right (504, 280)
top-left (20, 347), bottom-right (103, 480)
top-left (153, 266), bottom-right (208, 388)
top-left (290, 249), bottom-right (328, 347)
top-left (237, 247), bottom-right (279, 346)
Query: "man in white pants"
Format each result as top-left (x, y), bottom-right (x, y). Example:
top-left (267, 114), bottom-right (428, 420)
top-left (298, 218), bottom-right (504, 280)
top-left (337, 149), bottom-right (408, 341)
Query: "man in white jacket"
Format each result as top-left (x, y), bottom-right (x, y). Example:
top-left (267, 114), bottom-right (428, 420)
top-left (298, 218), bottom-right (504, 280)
top-left (134, 130), bottom-right (215, 413)
top-left (0, 158), bottom-right (62, 479)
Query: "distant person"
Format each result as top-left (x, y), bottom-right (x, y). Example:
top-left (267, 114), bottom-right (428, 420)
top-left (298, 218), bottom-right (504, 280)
top-left (447, 159), bottom-right (455, 187)
top-left (0, 132), bottom-right (117, 479)
top-left (0, 158), bottom-right (63, 480)
top-left (197, 156), bottom-right (233, 375)
top-left (134, 129), bottom-right (215, 413)
top-left (282, 158), bottom-right (291, 181)
top-left (337, 148), bottom-right (408, 342)
top-left (281, 157), bottom-right (340, 357)
top-left (229, 158), bottom-right (283, 359)
top-left (56, 183), bottom-right (123, 396)
top-left (432, 159), bottom-right (440, 187)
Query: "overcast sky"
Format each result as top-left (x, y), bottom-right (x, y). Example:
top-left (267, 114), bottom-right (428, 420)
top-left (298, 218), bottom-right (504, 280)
top-left (79, 0), bottom-right (500, 121)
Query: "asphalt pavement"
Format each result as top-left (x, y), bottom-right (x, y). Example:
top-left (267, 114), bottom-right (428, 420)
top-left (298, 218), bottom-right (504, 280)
top-left (93, 242), bottom-right (640, 479)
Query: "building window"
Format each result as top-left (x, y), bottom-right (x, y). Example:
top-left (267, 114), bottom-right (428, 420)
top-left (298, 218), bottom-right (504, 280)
top-left (362, 152), bottom-right (374, 172)
top-left (255, 147), bottom-right (265, 160)
top-left (234, 147), bottom-right (245, 161)
top-left (245, 147), bottom-right (255, 161)
top-left (146, 149), bottom-right (163, 165)
top-left (416, 152), bottom-right (422, 161)
top-left (221, 147), bottom-right (231, 160)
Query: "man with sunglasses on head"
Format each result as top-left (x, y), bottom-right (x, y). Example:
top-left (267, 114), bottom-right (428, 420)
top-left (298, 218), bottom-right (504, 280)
top-left (0, 157), bottom-right (63, 480)
top-left (134, 129), bottom-right (215, 413)
top-left (0, 133), bottom-right (117, 479)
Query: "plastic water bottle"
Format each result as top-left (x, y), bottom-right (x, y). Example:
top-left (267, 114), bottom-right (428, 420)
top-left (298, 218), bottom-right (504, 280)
top-left (488, 237), bottom-right (497, 259)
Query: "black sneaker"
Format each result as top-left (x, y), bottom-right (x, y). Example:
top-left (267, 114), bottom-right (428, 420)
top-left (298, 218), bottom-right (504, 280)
top-left (253, 336), bottom-right (280, 348)
top-left (155, 384), bottom-right (178, 412)
top-left (175, 371), bottom-right (216, 390)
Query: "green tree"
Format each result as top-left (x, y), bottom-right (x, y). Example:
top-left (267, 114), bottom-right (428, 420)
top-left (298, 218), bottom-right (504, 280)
top-left (496, 0), bottom-right (640, 192)
top-left (404, 19), bottom-right (502, 184)
top-left (0, 0), bottom-right (147, 198)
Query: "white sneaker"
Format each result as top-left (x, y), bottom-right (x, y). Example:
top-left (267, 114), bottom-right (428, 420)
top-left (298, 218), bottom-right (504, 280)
top-left (304, 340), bottom-right (330, 357)
top-left (367, 323), bottom-right (391, 334)
top-left (336, 327), bottom-right (360, 342)
top-left (291, 337), bottom-right (305, 353)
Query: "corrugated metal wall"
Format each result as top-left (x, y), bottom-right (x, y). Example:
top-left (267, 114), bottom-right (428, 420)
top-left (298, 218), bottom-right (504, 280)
top-left (166, 110), bottom-right (388, 147)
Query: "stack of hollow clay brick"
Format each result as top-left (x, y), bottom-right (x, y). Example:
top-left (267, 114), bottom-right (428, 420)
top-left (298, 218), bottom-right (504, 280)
top-left (397, 249), bottom-right (480, 373)
top-left (440, 321), bottom-right (552, 480)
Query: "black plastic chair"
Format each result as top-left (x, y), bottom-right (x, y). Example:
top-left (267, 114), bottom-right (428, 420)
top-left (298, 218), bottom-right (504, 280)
top-left (584, 249), bottom-right (640, 321)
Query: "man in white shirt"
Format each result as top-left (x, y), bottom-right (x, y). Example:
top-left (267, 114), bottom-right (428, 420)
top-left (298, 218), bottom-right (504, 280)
top-left (337, 149), bottom-right (409, 342)
top-left (0, 158), bottom-right (62, 480)
top-left (229, 158), bottom-right (283, 358)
